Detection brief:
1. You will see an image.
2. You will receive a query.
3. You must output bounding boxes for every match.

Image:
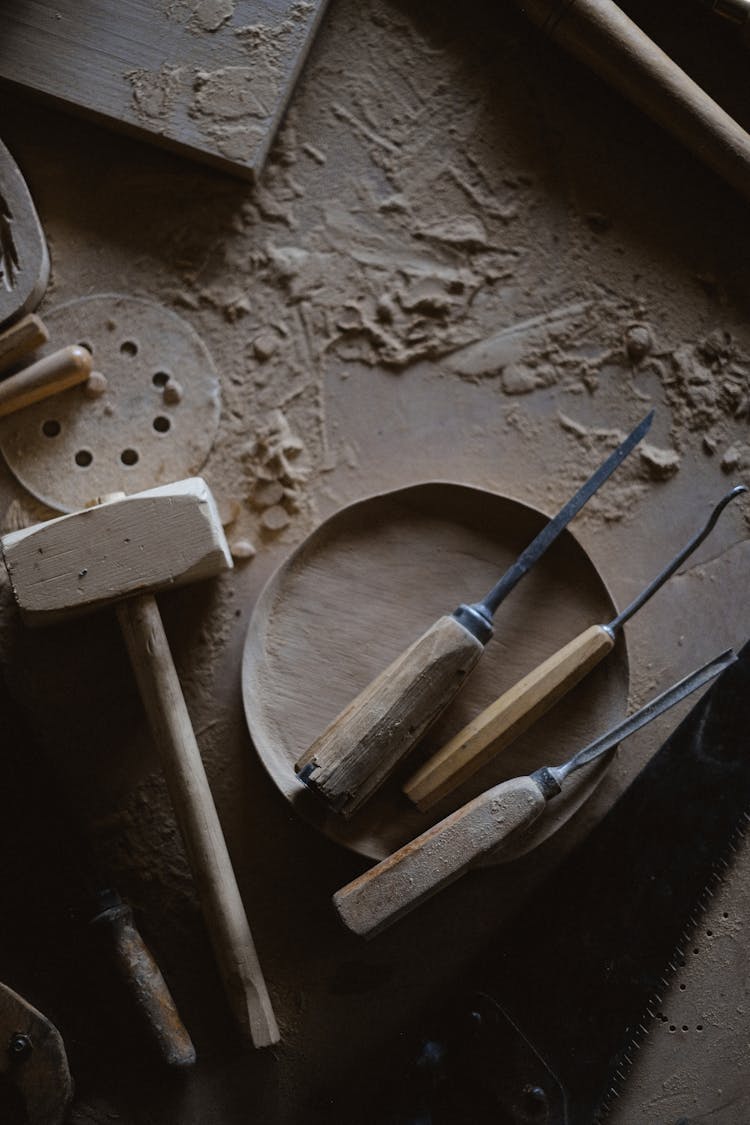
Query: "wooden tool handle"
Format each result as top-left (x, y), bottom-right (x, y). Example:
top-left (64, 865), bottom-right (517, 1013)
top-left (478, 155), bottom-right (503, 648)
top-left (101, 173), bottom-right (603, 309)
top-left (92, 896), bottom-right (196, 1067)
top-left (519, 0), bottom-right (750, 202)
top-left (116, 594), bottom-right (279, 1047)
top-left (0, 344), bottom-right (92, 417)
top-left (333, 775), bottom-right (546, 938)
top-left (404, 624), bottom-right (615, 811)
top-left (294, 615), bottom-right (485, 818)
top-left (0, 312), bottom-right (48, 375)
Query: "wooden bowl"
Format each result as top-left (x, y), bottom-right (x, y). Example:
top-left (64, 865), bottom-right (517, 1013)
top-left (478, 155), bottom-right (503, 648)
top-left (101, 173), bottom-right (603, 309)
top-left (242, 482), bottom-right (629, 862)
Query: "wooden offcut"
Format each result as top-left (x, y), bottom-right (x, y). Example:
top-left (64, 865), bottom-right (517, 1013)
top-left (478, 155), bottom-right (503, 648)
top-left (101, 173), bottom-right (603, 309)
top-left (0, 1), bottom-right (330, 180)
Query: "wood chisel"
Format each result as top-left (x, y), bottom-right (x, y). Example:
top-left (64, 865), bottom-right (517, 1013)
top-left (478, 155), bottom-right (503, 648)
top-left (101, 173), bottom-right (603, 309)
top-left (343, 637), bottom-right (750, 1125)
top-left (295, 411), bottom-right (653, 818)
top-left (405, 483), bottom-right (746, 811)
top-left (333, 650), bottom-right (734, 938)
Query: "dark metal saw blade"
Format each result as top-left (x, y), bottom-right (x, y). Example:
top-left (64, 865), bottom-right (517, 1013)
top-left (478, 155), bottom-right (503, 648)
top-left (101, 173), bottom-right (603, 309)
top-left (363, 640), bottom-right (750, 1125)
top-left (473, 637), bottom-right (750, 1123)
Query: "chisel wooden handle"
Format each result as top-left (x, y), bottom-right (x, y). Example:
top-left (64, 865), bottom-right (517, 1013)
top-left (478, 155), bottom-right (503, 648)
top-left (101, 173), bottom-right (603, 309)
top-left (0, 344), bottom-right (92, 417)
top-left (333, 775), bottom-right (546, 938)
top-left (404, 624), bottom-right (615, 811)
top-left (295, 615), bottom-right (485, 818)
top-left (91, 894), bottom-right (196, 1067)
top-left (117, 594), bottom-right (279, 1047)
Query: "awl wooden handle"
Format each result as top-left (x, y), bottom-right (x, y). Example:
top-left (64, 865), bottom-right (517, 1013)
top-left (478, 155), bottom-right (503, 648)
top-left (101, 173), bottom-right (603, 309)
top-left (295, 615), bottom-right (485, 818)
top-left (404, 624), bottom-right (615, 811)
top-left (333, 775), bottom-right (546, 938)
top-left (117, 594), bottom-right (279, 1047)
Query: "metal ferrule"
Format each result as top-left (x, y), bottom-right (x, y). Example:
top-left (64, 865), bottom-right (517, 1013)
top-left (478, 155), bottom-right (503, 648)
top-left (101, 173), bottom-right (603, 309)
top-left (452, 603), bottom-right (494, 645)
top-left (531, 766), bottom-right (563, 799)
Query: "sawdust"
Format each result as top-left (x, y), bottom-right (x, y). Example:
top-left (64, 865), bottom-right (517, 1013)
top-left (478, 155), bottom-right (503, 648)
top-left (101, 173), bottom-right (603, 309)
top-left (2, 0), bottom-right (750, 1119)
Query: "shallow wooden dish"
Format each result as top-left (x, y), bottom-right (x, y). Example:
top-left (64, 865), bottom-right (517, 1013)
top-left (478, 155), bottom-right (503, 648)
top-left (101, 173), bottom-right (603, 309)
top-left (242, 483), bottom-right (629, 862)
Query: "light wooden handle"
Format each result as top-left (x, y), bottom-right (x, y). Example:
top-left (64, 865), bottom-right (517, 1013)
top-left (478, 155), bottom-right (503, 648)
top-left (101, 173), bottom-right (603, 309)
top-left (519, 0), bottom-right (750, 202)
top-left (116, 594), bottom-right (279, 1047)
top-left (0, 313), bottom-right (48, 374)
top-left (0, 344), bottom-right (92, 417)
top-left (333, 775), bottom-right (546, 938)
top-left (404, 624), bottom-right (615, 811)
top-left (295, 615), bottom-right (485, 818)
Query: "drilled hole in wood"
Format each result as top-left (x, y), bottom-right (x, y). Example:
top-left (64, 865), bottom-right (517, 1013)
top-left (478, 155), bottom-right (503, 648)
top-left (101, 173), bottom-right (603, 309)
top-left (152, 370), bottom-right (170, 387)
top-left (120, 340), bottom-right (138, 357)
top-left (121, 448), bottom-right (139, 466)
top-left (42, 420), bottom-right (61, 437)
top-left (75, 450), bottom-right (93, 467)
top-left (153, 415), bottom-right (171, 433)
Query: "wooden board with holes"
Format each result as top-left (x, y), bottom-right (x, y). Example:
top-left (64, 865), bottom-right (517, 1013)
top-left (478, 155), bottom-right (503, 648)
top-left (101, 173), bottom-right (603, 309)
top-left (0, 1), bottom-right (330, 180)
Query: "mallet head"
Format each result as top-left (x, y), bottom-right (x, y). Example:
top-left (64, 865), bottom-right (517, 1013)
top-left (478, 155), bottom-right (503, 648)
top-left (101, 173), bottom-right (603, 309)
top-left (1, 477), bottom-right (232, 625)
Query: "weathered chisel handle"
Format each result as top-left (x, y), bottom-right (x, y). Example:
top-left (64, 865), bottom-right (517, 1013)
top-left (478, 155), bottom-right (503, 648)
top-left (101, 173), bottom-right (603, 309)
top-left (91, 895), bottom-right (196, 1067)
top-left (116, 593), bottom-right (279, 1047)
top-left (333, 776), bottom-right (546, 938)
top-left (404, 624), bottom-right (615, 811)
top-left (295, 615), bottom-right (485, 818)
top-left (0, 344), bottom-right (92, 417)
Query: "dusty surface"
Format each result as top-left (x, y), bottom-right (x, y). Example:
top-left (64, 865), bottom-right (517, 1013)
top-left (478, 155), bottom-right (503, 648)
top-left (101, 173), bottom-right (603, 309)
top-left (0, 0), bottom-right (749, 1121)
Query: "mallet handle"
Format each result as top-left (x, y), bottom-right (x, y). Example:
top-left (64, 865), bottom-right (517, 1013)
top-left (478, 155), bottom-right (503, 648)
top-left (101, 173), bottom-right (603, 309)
top-left (404, 624), bottom-right (615, 811)
top-left (116, 594), bottom-right (279, 1047)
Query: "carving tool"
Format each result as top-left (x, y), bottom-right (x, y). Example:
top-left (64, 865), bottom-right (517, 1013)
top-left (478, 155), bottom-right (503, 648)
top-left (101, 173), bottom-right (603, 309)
top-left (515, 0), bottom-right (750, 202)
top-left (295, 411), bottom-right (653, 818)
top-left (350, 639), bottom-right (750, 1124)
top-left (0, 344), bottom-right (93, 417)
top-left (1, 478), bottom-right (279, 1047)
top-left (333, 649), bottom-right (735, 938)
top-left (90, 889), bottom-right (196, 1068)
top-left (406, 483), bottom-right (746, 811)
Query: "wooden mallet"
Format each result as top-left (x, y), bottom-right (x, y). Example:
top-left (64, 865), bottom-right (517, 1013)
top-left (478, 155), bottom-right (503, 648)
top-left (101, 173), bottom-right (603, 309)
top-left (0, 477), bottom-right (279, 1047)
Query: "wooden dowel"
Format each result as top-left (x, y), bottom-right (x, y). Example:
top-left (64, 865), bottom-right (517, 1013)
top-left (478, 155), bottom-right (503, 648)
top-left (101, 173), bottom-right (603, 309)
top-left (0, 313), bottom-right (48, 375)
top-left (0, 344), bottom-right (92, 417)
top-left (116, 594), bottom-right (279, 1048)
top-left (517, 0), bottom-right (750, 202)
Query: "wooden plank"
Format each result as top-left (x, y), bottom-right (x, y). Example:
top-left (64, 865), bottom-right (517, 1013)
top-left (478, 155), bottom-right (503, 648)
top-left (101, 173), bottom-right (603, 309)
top-left (0, 1), bottom-right (330, 180)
